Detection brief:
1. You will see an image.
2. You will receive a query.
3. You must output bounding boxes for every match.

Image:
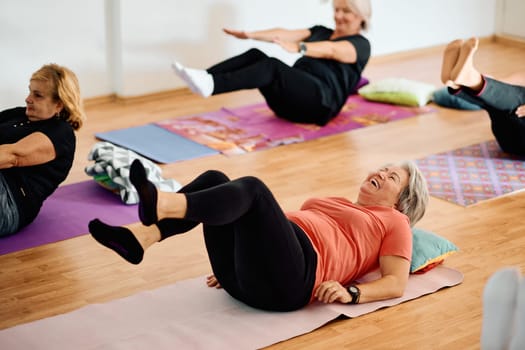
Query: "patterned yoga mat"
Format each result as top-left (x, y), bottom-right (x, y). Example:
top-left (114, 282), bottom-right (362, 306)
top-left (156, 95), bottom-right (434, 156)
top-left (415, 140), bottom-right (525, 206)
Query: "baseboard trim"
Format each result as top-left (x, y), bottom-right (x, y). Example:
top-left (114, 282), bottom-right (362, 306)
top-left (494, 33), bottom-right (525, 47)
top-left (83, 88), bottom-right (194, 107)
top-left (368, 35), bottom-right (495, 64)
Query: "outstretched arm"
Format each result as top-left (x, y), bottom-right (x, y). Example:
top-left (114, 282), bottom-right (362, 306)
top-left (0, 132), bottom-right (56, 169)
top-left (274, 38), bottom-right (359, 64)
top-left (224, 27), bottom-right (359, 64)
top-left (223, 27), bottom-right (310, 43)
top-left (315, 255), bottom-right (410, 304)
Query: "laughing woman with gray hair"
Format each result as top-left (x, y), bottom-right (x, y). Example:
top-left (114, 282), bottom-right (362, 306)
top-left (89, 159), bottom-right (428, 312)
top-left (172, 0), bottom-right (371, 126)
top-left (0, 64), bottom-right (86, 236)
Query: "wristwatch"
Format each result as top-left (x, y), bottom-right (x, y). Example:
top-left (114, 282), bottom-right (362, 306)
top-left (298, 41), bottom-right (307, 56)
top-left (347, 284), bottom-right (361, 304)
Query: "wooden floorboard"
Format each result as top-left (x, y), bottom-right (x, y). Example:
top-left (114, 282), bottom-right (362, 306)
top-left (1, 37), bottom-right (525, 349)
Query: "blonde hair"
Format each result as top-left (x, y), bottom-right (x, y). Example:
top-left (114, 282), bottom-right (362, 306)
top-left (31, 63), bottom-right (86, 130)
top-left (345, 0), bottom-right (372, 31)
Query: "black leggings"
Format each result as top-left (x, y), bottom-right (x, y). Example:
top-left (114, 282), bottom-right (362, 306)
top-left (156, 170), bottom-right (317, 311)
top-left (451, 77), bottom-right (525, 155)
top-left (207, 48), bottom-right (334, 126)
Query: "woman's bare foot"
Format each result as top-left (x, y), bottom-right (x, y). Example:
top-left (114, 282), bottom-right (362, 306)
top-left (441, 39), bottom-right (463, 87)
top-left (450, 38), bottom-right (484, 91)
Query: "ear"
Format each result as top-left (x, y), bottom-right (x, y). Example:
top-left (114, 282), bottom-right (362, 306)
top-left (55, 101), bottom-right (64, 114)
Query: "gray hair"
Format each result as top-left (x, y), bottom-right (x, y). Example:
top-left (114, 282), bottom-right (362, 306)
top-left (392, 161), bottom-right (429, 226)
top-left (345, 0), bottom-right (372, 30)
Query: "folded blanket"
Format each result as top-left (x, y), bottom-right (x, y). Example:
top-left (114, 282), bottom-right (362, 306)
top-left (85, 142), bottom-right (181, 204)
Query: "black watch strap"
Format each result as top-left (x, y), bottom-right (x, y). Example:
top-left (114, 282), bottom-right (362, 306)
top-left (298, 41), bottom-right (307, 56)
top-left (347, 284), bottom-right (361, 304)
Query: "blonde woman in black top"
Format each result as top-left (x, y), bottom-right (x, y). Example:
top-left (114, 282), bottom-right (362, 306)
top-left (0, 63), bottom-right (86, 236)
top-left (173, 0), bottom-right (371, 126)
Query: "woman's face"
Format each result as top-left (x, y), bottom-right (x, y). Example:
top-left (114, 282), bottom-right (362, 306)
top-left (333, 0), bottom-right (363, 34)
top-left (25, 80), bottom-right (63, 121)
top-left (357, 166), bottom-right (409, 208)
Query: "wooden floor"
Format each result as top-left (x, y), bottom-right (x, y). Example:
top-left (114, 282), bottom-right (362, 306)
top-left (2, 36), bottom-right (525, 349)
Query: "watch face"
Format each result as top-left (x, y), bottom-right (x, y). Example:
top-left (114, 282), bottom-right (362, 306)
top-left (349, 286), bottom-right (358, 293)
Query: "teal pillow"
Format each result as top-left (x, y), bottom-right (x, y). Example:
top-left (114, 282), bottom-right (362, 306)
top-left (411, 228), bottom-right (459, 273)
top-left (358, 78), bottom-right (436, 107)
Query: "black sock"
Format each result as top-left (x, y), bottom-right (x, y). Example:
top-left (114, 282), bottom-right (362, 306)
top-left (89, 219), bottom-right (144, 264)
top-left (129, 159), bottom-right (158, 226)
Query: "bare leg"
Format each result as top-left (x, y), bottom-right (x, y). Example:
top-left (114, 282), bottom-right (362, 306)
top-left (450, 38), bottom-right (484, 92)
top-left (441, 39), bottom-right (463, 88)
top-left (157, 192), bottom-right (188, 221)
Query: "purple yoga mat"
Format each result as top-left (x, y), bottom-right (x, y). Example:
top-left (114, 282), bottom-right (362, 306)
top-left (0, 180), bottom-right (138, 256)
top-left (416, 140), bottom-right (525, 206)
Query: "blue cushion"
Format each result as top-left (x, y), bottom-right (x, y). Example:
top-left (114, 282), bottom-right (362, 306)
top-left (411, 228), bottom-right (459, 273)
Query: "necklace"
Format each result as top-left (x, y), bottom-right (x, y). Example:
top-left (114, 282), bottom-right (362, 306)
top-left (12, 120), bottom-right (31, 128)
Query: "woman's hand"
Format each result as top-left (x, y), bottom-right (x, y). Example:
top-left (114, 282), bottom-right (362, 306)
top-left (223, 28), bottom-right (249, 40)
top-left (314, 280), bottom-right (351, 304)
top-left (516, 104), bottom-right (525, 117)
top-left (206, 274), bottom-right (222, 289)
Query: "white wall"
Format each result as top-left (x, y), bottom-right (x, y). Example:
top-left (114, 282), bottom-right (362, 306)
top-left (496, 0), bottom-right (525, 38)
top-left (0, 0), bottom-right (498, 109)
top-left (0, 0), bottom-right (108, 109)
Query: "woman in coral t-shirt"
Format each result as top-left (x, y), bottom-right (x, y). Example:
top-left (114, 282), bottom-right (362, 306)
top-left (89, 159), bottom-right (428, 311)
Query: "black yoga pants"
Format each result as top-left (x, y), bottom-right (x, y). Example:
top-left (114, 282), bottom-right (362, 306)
top-left (451, 77), bottom-right (525, 155)
top-left (207, 48), bottom-right (334, 125)
top-left (156, 170), bottom-right (317, 311)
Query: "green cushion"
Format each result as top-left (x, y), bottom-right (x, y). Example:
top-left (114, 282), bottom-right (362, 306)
top-left (358, 78), bottom-right (436, 107)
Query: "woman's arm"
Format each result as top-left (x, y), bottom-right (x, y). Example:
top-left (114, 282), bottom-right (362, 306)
top-left (357, 255), bottom-right (410, 302)
top-left (223, 27), bottom-right (310, 44)
top-left (274, 39), bottom-right (358, 64)
top-left (225, 27), bottom-right (360, 64)
top-left (0, 132), bottom-right (56, 169)
top-left (315, 255), bottom-right (410, 304)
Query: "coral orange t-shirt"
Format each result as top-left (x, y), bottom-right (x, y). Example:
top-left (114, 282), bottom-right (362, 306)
top-left (286, 197), bottom-right (412, 301)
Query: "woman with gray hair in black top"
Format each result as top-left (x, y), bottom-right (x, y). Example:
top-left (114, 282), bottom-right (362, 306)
top-left (0, 63), bottom-right (86, 236)
top-left (172, 0), bottom-right (371, 126)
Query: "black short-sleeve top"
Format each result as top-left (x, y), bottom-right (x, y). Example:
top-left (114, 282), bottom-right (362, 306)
top-left (293, 25), bottom-right (371, 115)
top-left (0, 107), bottom-right (76, 227)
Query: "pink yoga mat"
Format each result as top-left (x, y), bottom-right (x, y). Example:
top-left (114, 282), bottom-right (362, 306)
top-left (156, 96), bottom-right (434, 155)
top-left (0, 266), bottom-right (463, 349)
top-left (0, 180), bottom-right (138, 256)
